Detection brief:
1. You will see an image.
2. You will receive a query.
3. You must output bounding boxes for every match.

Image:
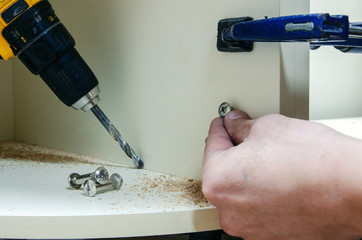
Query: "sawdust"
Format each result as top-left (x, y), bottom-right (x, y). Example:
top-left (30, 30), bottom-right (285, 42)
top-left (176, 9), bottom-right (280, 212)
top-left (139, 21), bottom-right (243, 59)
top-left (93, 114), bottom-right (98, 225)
top-left (129, 175), bottom-right (210, 207)
top-left (0, 141), bottom-right (117, 166)
top-left (0, 141), bottom-right (212, 208)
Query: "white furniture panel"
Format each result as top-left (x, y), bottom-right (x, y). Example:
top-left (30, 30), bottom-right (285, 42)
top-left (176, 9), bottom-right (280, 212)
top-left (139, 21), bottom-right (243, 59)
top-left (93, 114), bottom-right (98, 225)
top-left (0, 142), bottom-right (218, 239)
top-left (280, 0), bottom-right (310, 119)
top-left (0, 1), bottom-right (312, 238)
top-left (0, 61), bottom-right (14, 141)
top-left (13, 0), bottom-right (281, 179)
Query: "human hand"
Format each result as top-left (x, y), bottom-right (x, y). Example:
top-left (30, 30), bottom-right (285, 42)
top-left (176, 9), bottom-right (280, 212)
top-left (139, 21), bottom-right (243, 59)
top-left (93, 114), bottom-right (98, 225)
top-left (202, 110), bottom-right (362, 240)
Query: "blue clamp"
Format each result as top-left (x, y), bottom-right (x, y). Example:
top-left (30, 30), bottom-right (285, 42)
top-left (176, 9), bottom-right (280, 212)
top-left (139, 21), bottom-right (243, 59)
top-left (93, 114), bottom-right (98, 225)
top-left (217, 13), bottom-right (362, 53)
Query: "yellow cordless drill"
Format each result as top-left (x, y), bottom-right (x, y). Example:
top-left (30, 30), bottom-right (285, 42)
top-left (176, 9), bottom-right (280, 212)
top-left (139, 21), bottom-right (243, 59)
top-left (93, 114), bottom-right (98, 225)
top-left (0, 0), bottom-right (144, 168)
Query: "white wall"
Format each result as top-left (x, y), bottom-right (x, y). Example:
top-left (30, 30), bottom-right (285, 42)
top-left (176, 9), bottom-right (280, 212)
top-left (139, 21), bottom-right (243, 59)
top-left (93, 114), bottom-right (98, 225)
top-left (310, 0), bottom-right (362, 120)
top-left (0, 60), bottom-right (14, 141)
top-left (13, 0), bottom-right (281, 179)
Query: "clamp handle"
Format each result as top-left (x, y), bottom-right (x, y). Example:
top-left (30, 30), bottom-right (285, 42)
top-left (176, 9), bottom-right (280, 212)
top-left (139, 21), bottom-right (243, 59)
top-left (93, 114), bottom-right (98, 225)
top-left (217, 13), bottom-right (361, 53)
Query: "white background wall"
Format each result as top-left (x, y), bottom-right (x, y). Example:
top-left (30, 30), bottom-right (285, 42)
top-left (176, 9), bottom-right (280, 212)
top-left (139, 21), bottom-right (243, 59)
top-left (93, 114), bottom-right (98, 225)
top-left (310, 0), bottom-right (362, 120)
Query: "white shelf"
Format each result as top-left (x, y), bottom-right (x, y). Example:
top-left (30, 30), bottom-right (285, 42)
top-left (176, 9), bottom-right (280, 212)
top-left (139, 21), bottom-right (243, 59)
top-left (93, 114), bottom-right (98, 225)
top-left (3, 118), bottom-right (359, 239)
top-left (0, 142), bottom-right (219, 239)
top-left (315, 117), bottom-right (362, 139)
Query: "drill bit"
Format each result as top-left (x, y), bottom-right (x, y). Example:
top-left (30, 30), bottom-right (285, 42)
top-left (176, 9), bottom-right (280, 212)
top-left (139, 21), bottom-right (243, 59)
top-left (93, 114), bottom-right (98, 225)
top-left (90, 105), bottom-right (144, 169)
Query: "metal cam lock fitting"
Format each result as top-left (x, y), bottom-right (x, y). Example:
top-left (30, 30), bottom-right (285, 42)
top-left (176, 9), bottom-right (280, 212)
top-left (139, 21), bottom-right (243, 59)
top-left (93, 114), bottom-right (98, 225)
top-left (218, 102), bottom-right (234, 118)
top-left (68, 167), bottom-right (109, 189)
top-left (83, 173), bottom-right (123, 197)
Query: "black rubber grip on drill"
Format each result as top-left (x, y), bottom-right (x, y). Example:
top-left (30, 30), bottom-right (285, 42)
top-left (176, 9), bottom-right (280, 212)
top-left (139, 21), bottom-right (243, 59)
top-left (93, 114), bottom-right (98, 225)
top-left (2, 0), bottom-right (98, 107)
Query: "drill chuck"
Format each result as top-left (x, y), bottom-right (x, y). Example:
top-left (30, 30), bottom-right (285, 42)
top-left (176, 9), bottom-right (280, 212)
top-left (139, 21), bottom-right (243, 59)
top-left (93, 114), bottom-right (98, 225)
top-left (2, 0), bottom-right (99, 110)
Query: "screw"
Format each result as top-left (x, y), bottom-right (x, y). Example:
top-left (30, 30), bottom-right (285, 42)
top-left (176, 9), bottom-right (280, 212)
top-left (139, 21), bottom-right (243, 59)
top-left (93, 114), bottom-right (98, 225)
top-left (218, 102), bottom-right (234, 118)
top-left (68, 167), bottom-right (109, 189)
top-left (83, 173), bottom-right (123, 197)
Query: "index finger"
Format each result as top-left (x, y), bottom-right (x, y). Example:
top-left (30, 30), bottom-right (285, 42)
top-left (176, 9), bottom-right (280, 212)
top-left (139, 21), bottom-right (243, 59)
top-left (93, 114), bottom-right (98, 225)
top-left (204, 117), bottom-right (234, 163)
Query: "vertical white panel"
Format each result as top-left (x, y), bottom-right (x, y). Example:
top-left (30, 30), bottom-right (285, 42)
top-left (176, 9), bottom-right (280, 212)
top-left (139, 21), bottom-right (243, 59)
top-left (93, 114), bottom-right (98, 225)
top-left (280, 0), bottom-right (310, 119)
top-left (310, 0), bottom-right (362, 120)
top-left (0, 60), bottom-right (14, 141)
top-left (14, 0), bottom-right (281, 179)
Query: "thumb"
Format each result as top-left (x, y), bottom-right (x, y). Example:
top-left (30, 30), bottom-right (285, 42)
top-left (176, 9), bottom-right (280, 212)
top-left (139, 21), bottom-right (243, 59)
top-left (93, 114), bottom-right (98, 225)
top-left (223, 110), bottom-right (254, 145)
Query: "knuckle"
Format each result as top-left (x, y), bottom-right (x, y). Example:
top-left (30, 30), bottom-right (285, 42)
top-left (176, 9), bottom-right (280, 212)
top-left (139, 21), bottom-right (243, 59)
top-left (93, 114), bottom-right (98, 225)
top-left (219, 217), bottom-right (234, 235)
top-left (201, 179), bottom-right (220, 204)
top-left (256, 113), bottom-right (282, 124)
top-left (219, 214), bottom-right (246, 238)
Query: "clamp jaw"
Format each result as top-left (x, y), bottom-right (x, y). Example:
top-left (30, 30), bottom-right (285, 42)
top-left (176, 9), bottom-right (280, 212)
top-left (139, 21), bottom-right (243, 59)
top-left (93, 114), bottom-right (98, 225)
top-left (217, 13), bottom-right (362, 53)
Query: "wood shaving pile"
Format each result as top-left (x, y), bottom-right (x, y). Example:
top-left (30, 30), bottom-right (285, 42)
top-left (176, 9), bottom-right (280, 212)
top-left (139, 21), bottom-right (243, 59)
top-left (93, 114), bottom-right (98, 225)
top-left (129, 175), bottom-right (210, 207)
top-left (0, 141), bottom-right (212, 209)
top-left (0, 141), bottom-right (115, 166)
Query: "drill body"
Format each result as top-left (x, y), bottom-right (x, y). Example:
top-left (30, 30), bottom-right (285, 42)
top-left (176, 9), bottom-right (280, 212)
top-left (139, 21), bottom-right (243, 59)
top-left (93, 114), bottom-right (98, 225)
top-left (0, 0), bottom-right (144, 168)
top-left (0, 0), bottom-right (99, 111)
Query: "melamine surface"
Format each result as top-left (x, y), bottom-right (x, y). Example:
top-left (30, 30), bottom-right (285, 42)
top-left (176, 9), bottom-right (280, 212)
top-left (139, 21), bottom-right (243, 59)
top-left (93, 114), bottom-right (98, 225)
top-left (0, 142), bottom-right (218, 239)
top-left (13, 0), bottom-right (281, 179)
